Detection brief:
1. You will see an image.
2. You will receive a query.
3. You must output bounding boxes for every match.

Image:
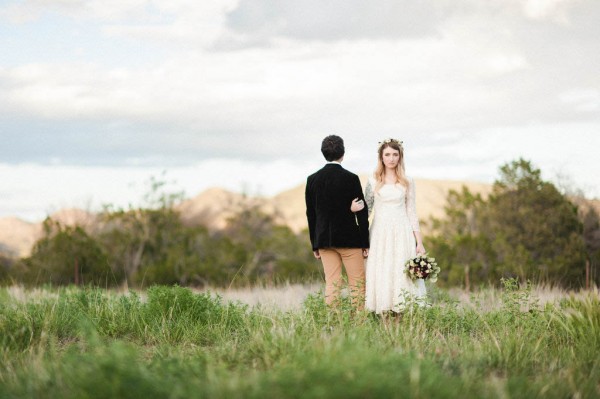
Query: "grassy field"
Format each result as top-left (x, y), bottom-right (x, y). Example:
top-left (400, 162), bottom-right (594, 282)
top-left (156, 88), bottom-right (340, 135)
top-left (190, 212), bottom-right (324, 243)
top-left (0, 281), bottom-right (599, 398)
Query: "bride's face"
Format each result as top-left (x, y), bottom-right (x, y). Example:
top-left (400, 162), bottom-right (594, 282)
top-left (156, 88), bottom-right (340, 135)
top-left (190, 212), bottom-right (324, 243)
top-left (382, 147), bottom-right (400, 169)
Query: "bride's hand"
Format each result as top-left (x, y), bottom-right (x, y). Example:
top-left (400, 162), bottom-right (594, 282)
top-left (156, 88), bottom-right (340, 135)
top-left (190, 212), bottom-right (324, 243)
top-left (416, 243), bottom-right (426, 255)
top-left (350, 198), bottom-right (364, 212)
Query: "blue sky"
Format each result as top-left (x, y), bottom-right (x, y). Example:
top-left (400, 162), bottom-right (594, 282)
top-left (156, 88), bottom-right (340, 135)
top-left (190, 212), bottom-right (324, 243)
top-left (1, 0), bottom-right (599, 221)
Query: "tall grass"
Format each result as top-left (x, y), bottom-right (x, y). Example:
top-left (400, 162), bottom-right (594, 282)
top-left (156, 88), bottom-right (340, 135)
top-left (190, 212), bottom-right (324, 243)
top-left (0, 281), bottom-right (599, 398)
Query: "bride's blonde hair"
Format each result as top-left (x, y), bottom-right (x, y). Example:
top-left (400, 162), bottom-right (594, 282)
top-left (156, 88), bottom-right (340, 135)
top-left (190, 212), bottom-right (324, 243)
top-left (374, 139), bottom-right (408, 193)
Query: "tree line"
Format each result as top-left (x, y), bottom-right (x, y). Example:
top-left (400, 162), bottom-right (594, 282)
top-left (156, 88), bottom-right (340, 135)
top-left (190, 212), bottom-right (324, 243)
top-left (0, 179), bottom-right (319, 288)
top-left (0, 158), bottom-right (598, 289)
top-left (427, 159), bottom-right (600, 289)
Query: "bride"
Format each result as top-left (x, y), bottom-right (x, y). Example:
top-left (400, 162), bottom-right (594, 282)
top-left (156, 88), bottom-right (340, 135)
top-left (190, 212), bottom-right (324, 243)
top-left (351, 138), bottom-right (427, 313)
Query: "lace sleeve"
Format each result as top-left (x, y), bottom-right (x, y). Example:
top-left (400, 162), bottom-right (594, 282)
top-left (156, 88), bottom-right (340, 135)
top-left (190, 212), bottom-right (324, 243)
top-left (407, 177), bottom-right (420, 232)
top-left (365, 179), bottom-right (375, 217)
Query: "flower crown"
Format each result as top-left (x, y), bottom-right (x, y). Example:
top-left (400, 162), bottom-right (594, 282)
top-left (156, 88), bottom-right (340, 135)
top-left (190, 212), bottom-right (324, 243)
top-left (378, 138), bottom-right (403, 150)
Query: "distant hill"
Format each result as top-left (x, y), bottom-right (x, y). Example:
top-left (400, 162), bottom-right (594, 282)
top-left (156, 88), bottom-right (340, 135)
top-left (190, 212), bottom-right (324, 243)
top-left (1, 178), bottom-right (597, 258)
top-left (0, 209), bottom-right (97, 258)
top-left (0, 178), bottom-right (492, 257)
top-left (0, 217), bottom-right (40, 258)
top-left (177, 187), bottom-right (248, 230)
top-left (269, 176), bottom-right (494, 233)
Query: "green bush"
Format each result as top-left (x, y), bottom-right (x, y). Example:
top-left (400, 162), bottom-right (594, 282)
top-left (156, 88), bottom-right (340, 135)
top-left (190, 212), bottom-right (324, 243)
top-left (428, 159), bottom-right (593, 289)
top-left (18, 219), bottom-right (118, 286)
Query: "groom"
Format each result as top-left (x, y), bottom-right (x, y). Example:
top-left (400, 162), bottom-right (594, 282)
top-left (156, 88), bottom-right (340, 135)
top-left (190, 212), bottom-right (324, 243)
top-left (305, 135), bottom-right (370, 308)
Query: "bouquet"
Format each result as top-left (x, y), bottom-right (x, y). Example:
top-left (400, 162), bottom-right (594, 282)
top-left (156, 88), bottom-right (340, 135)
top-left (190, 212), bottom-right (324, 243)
top-left (405, 253), bottom-right (440, 282)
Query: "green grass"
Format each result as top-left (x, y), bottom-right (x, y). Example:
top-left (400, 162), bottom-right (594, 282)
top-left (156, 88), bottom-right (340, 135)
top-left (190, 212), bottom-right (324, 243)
top-left (0, 281), bottom-right (599, 398)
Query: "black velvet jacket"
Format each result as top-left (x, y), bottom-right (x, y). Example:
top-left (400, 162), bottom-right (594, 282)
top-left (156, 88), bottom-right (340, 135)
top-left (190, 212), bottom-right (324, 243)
top-left (305, 163), bottom-right (370, 251)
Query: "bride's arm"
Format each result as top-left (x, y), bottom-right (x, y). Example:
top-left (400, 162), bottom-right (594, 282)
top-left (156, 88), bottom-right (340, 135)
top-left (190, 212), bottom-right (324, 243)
top-left (364, 180), bottom-right (374, 217)
top-left (350, 180), bottom-right (374, 217)
top-left (414, 231), bottom-right (425, 255)
top-left (407, 178), bottom-right (425, 254)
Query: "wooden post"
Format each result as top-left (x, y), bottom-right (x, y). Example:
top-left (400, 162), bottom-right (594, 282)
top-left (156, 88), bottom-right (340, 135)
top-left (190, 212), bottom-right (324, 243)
top-left (585, 259), bottom-right (590, 290)
top-left (74, 258), bottom-right (79, 286)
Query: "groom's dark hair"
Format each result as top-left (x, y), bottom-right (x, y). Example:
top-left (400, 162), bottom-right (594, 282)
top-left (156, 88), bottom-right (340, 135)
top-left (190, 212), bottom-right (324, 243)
top-left (321, 135), bottom-right (345, 161)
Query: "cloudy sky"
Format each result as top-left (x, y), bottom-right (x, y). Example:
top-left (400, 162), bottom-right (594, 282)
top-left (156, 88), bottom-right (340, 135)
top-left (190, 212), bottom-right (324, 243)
top-left (1, 0), bottom-right (599, 221)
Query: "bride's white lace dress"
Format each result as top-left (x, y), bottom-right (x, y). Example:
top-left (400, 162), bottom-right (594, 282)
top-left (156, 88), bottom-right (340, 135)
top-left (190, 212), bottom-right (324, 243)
top-left (364, 177), bottom-right (426, 313)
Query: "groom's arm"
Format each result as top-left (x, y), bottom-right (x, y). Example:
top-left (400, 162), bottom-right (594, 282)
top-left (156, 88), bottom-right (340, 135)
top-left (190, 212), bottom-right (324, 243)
top-left (305, 177), bottom-right (317, 252)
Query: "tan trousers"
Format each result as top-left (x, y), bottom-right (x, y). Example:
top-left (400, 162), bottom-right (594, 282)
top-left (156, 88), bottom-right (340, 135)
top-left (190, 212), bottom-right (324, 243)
top-left (319, 248), bottom-right (366, 309)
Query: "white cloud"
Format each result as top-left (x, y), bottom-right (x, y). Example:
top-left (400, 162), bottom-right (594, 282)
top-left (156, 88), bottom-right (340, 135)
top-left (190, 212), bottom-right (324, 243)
top-left (1, 0), bottom-right (137, 23)
top-left (523, 0), bottom-right (573, 23)
top-left (0, 158), bottom-right (314, 221)
top-left (406, 127), bottom-right (600, 198)
top-left (486, 54), bottom-right (529, 74)
top-left (2, 0), bottom-right (598, 133)
top-left (1, 0), bottom-right (599, 219)
top-left (2, 128), bottom-right (599, 222)
top-left (225, 0), bottom-right (442, 42)
top-left (0, 34), bottom-right (566, 131)
top-left (560, 89), bottom-right (600, 113)
top-left (102, 0), bottom-right (240, 46)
